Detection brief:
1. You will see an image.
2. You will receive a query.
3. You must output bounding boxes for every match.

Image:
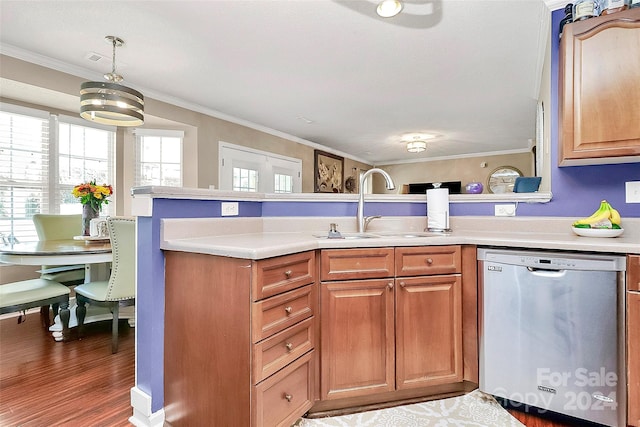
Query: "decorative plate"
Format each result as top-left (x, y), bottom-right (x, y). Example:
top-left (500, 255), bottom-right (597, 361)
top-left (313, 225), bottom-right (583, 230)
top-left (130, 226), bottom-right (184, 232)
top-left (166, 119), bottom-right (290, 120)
top-left (571, 227), bottom-right (624, 238)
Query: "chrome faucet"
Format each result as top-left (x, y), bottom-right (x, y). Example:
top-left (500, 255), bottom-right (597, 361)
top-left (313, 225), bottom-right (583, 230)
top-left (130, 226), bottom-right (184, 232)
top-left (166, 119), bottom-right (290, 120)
top-left (357, 168), bottom-right (395, 233)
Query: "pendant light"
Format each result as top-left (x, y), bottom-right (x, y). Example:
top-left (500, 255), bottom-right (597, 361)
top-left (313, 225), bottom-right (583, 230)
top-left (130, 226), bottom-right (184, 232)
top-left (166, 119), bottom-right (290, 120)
top-left (80, 36), bottom-right (144, 127)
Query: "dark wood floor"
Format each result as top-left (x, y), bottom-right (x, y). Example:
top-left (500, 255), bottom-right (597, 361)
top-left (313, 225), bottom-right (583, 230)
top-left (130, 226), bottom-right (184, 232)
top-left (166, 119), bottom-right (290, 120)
top-left (0, 313), bottom-right (133, 426)
top-left (0, 313), bottom-right (597, 427)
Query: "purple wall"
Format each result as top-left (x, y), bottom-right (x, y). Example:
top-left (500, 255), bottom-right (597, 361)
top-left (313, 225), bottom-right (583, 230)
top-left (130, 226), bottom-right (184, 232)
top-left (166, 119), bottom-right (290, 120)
top-left (135, 9), bottom-right (639, 415)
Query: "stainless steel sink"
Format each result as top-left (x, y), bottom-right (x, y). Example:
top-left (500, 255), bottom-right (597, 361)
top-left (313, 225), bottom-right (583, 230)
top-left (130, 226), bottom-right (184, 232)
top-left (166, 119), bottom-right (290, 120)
top-left (374, 231), bottom-right (446, 238)
top-left (313, 233), bottom-right (379, 240)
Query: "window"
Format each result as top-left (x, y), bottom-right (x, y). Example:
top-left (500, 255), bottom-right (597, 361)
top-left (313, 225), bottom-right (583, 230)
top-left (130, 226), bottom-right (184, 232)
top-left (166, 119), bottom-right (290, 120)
top-left (57, 115), bottom-right (115, 215)
top-left (219, 142), bottom-right (301, 193)
top-left (0, 106), bottom-right (49, 243)
top-left (233, 167), bottom-right (258, 192)
top-left (274, 173), bottom-right (293, 193)
top-left (134, 129), bottom-right (183, 187)
top-left (0, 105), bottom-right (115, 243)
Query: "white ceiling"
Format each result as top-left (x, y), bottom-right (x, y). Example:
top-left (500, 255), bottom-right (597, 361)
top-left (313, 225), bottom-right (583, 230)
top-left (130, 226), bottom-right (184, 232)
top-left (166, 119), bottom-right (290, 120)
top-left (0, 0), bottom-right (550, 164)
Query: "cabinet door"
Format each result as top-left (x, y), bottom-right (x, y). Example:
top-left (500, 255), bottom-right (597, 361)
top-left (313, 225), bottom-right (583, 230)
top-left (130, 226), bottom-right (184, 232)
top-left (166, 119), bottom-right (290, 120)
top-left (396, 275), bottom-right (463, 390)
top-left (320, 279), bottom-right (395, 400)
top-left (559, 8), bottom-right (640, 165)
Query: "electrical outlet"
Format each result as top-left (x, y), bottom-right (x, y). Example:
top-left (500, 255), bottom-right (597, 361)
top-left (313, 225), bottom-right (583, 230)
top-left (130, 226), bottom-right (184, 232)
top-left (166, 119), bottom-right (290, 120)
top-left (495, 204), bottom-right (516, 217)
top-left (626, 181), bottom-right (640, 203)
top-left (221, 202), bottom-right (239, 216)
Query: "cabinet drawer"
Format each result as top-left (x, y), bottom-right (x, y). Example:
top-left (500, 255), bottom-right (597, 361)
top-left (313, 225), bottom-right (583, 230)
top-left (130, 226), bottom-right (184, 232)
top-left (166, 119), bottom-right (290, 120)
top-left (252, 284), bottom-right (316, 343)
top-left (320, 248), bottom-right (394, 281)
top-left (253, 251), bottom-right (315, 301)
top-left (395, 246), bottom-right (461, 277)
top-left (253, 317), bottom-right (314, 384)
top-left (629, 255), bottom-right (640, 292)
top-left (253, 351), bottom-right (314, 427)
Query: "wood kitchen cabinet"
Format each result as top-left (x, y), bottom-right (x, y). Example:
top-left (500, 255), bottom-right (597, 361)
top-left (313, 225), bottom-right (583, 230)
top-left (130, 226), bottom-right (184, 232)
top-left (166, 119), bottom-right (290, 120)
top-left (559, 8), bottom-right (640, 166)
top-left (314, 245), bottom-right (473, 415)
top-left (320, 277), bottom-right (395, 400)
top-left (628, 255), bottom-right (640, 427)
top-left (163, 250), bottom-right (317, 427)
top-left (395, 274), bottom-right (462, 390)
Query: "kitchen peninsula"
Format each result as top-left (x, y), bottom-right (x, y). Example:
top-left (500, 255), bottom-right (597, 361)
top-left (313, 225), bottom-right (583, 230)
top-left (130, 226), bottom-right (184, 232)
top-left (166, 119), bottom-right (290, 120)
top-left (129, 187), bottom-right (639, 427)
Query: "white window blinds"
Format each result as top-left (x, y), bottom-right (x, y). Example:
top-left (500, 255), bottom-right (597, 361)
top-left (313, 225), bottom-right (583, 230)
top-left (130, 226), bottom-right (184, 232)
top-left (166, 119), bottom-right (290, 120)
top-left (0, 106), bottom-right (115, 243)
top-left (0, 105), bottom-right (50, 243)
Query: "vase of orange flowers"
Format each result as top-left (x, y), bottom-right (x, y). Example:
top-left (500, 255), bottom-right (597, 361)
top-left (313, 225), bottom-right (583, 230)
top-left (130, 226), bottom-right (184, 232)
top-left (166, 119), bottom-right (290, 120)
top-left (72, 180), bottom-right (113, 236)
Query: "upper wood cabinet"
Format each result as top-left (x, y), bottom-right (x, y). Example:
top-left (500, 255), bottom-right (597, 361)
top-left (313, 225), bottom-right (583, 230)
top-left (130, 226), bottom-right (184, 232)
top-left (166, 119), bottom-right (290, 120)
top-left (559, 8), bottom-right (640, 166)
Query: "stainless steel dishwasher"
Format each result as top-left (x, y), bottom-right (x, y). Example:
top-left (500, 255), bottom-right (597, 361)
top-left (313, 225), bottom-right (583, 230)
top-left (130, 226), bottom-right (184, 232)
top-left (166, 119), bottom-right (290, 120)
top-left (478, 248), bottom-right (626, 427)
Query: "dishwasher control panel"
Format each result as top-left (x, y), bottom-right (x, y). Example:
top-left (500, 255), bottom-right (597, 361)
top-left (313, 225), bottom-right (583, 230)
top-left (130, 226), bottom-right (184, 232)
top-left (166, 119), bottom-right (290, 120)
top-left (478, 248), bottom-right (626, 272)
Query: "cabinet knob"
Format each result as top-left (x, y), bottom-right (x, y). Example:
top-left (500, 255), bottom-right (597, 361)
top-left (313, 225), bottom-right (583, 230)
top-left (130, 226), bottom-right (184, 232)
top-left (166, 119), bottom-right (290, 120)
top-left (284, 393), bottom-right (293, 402)
top-left (425, 258), bottom-right (433, 265)
top-left (284, 270), bottom-right (292, 278)
top-left (285, 342), bottom-right (293, 351)
top-left (387, 282), bottom-right (394, 289)
top-left (284, 306), bottom-right (293, 314)
top-left (400, 281), bottom-right (405, 288)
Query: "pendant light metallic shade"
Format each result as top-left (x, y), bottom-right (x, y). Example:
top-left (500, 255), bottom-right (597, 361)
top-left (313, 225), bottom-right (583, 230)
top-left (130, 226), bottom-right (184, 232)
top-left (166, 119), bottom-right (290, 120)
top-left (80, 82), bottom-right (144, 126)
top-left (80, 36), bottom-right (144, 127)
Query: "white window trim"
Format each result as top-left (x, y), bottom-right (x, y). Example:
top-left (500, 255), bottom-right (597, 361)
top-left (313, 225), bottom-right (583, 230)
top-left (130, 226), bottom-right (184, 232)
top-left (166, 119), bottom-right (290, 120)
top-left (218, 141), bottom-right (302, 193)
top-left (132, 128), bottom-right (184, 187)
top-left (1, 104), bottom-right (116, 241)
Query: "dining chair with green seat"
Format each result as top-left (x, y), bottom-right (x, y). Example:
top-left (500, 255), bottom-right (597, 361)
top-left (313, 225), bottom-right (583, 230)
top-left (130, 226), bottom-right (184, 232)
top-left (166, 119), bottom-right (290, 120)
top-left (75, 217), bottom-right (135, 353)
top-left (32, 214), bottom-right (86, 286)
top-left (0, 278), bottom-right (71, 341)
top-left (32, 213), bottom-right (86, 326)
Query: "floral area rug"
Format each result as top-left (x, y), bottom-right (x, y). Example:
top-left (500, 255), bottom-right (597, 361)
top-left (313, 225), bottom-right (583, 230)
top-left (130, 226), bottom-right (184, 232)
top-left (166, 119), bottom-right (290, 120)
top-left (295, 389), bottom-right (525, 427)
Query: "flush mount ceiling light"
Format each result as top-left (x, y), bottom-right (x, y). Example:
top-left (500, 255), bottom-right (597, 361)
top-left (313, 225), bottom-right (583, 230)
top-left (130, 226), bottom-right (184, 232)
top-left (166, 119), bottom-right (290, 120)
top-left (80, 36), bottom-right (144, 127)
top-left (376, 0), bottom-right (403, 18)
top-left (401, 132), bottom-right (437, 153)
top-left (406, 140), bottom-right (427, 153)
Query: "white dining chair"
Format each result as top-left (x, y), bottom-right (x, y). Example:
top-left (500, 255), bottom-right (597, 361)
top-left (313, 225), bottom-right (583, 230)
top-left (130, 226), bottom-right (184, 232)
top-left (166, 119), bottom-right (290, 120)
top-left (75, 217), bottom-right (135, 353)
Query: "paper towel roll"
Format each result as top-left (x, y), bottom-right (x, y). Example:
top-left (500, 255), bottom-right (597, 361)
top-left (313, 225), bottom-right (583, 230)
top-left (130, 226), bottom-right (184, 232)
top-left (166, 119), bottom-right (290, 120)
top-left (427, 187), bottom-right (450, 231)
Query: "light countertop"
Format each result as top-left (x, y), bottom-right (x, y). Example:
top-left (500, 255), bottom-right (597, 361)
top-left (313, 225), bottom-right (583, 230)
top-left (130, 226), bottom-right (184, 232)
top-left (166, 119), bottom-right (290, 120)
top-left (160, 216), bottom-right (640, 260)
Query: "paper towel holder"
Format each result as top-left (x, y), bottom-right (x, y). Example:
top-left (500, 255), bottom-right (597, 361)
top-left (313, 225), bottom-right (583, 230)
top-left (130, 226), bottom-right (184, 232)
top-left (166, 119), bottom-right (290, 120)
top-left (425, 183), bottom-right (452, 233)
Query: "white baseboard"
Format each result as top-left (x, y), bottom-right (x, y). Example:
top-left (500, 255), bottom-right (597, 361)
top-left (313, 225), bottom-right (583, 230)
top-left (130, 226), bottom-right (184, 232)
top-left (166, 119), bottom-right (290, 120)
top-left (129, 386), bottom-right (165, 427)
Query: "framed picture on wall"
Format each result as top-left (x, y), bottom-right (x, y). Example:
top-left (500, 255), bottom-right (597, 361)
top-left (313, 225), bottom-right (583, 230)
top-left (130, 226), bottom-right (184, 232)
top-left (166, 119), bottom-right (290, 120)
top-left (314, 150), bottom-right (344, 193)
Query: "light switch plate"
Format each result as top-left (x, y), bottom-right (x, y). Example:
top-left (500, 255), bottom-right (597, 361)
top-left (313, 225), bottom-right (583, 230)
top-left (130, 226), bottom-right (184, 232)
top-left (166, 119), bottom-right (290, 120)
top-left (626, 181), bottom-right (640, 203)
top-left (221, 202), bottom-right (239, 216)
top-left (495, 204), bottom-right (516, 217)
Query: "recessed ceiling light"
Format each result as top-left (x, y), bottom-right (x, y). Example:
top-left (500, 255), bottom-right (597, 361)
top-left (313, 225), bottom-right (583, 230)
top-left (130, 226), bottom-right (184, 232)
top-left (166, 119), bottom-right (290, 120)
top-left (376, 0), bottom-right (403, 18)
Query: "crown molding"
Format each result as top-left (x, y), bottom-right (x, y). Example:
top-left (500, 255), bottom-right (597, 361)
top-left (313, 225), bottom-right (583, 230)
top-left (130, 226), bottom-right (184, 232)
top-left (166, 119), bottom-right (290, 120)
top-left (0, 43), bottom-right (372, 165)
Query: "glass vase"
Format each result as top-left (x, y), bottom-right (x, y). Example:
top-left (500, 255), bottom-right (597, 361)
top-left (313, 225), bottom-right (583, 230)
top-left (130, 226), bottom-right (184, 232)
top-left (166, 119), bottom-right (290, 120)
top-left (82, 204), bottom-right (100, 236)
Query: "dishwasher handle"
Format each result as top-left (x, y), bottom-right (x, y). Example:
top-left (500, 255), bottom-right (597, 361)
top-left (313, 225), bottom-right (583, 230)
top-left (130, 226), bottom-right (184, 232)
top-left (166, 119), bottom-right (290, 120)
top-left (527, 266), bottom-right (567, 277)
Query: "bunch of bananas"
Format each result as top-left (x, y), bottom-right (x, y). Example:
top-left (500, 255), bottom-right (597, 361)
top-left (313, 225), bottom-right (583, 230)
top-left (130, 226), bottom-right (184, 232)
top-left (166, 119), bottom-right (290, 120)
top-left (573, 200), bottom-right (622, 229)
